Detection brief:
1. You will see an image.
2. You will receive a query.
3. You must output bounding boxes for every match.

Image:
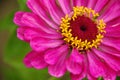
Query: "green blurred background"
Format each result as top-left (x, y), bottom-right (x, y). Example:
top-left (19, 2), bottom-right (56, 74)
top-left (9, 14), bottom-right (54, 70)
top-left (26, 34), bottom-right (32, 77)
top-left (0, 0), bottom-right (120, 80)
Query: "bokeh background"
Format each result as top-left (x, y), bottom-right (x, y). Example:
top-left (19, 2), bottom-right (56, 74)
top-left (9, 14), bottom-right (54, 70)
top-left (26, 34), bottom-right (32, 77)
top-left (0, 0), bottom-right (120, 80)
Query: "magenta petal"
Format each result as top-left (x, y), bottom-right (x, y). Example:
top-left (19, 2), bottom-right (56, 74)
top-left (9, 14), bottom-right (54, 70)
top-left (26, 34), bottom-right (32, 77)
top-left (102, 6), bottom-right (120, 23)
top-left (87, 0), bottom-right (97, 8)
top-left (27, 0), bottom-right (58, 29)
top-left (93, 48), bottom-right (120, 71)
top-left (58, 0), bottom-right (71, 14)
top-left (73, 0), bottom-right (88, 7)
top-left (87, 73), bottom-right (97, 80)
top-left (21, 13), bottom-right (57, 34)
top-left (44, 0), bottom-right (64, 24)
top-left (24, 28), bottom-right (62, 41)
top-left (17, 27), bottom-right (25, 41)
top-left (74, 0), bottom-right (82, 6)
top-left (13, 11), bottom-right (25, 26)
top-left (17, 27), bottom-right (62, 42)
top-left (99, 1), bottom-right (120, 22)
top-left (87, 51), bottom-right (106, 78)
top-left (66, 48), bottom-right (84, 74)
top-left (94, 0), bottom-right (109, 12)
top-left (117, 72), bottom-right (120, 76)
top-left (66, 57), bottom-right (83, 74)
top-left (24, 50), bottom-right (47, 69)
top-left (103, 69), bottom-right (116, 80)
top-left (23, 28), bottom-right (40, 41)
top-left (107, 17), bottom-right (120, 26)
top-left (105, 26), bottom-right (120, 38)
top-left (102, 38), bottom-right (120, 51)
top-left (30, 37), bottom-right (64, 52)
top-left (71, 48), bottom-right (84, 63)
top-left (99, 44), bottom-right (120, 57)
top-left (48, 61), bottom-right (66, 78)
top-left (45, 45), bottom-right (68, 65)
top-left (48, 49), bottom-right (68, 77)
top-left (71, 74), bottom-right (83, 80)
top-left (104, 11), bottom-right (120, 23)
top-left (77, 0), bottom-right (88, 7)
top-left (23, 51), bottom-right (36, 68)
top-left (31, 53), bottom-right (48, 69)
top-left (70, 65), bottom-right (86, 80)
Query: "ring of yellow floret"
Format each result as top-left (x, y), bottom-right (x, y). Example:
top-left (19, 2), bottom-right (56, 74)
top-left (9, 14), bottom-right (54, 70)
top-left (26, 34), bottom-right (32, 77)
top-left (60, 6), bottom-right (106, 51)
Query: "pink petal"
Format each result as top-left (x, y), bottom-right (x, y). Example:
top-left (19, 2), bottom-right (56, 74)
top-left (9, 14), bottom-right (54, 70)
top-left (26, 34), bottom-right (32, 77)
top-left (103, 68), bottom-right (116, 80)
top-left (70, 54), bottom-right (87, 80)
top-left (31, 52), bottom-right (48, 69)
top-left (102, 3), bottom-right (120, 23)
top-left (92, 49), bottom-right (117, 80)
top-left (24, 51), bottom-right (35, 68)
top-left (44, 0), bottom-right (64, 24)
top-left (117, 72), bottom-right (120, 76)
top-left (99, 44), bottom-right (120, 57)
top-left (24, 50), bottom-right (47, 69)
top-left (102, 37), bottom-right (120, 51)
top-left (70, 0), bottom-right (76, 7)
top-left (48, 49), bottom-right (68, 77)
top-left (98, 0), bottom-right (119, 20)
top-left (87, 50), bottom-right (116, 80)
top-left (73, 0), bottom-right (88, 7)
top-left (87, 0), bottom-right (97, 8)
top-left (87, 51), bottom-right (106, 78)
top-left (70, 48), bottom-right (84, 63)
top-left (48, 61), bottom-right (66, 78)
top-left (17, 27), bottom-right (26, 41)
top-left (105, 25), bottom-right (120, 38)
top-left (78, 0), bottom-right (88, 7)
top-left (70, 64), bottom-right (86, 80)
top-left (107, 17), bottom-right (120, 26)
top-left (23, 28), bottom-right (39, 41)
top-left (44, 45), bottom-right (68, 65)
top-left (17, 27), bottom-right (62, 42)
top-left (24, 28), bottom-right (62, 41)
top-left (87, 73), bottom-right (97, 80)
top-left (93, 48), bottom-right (120, 71)
top-left (58, 0), bottom-right (72, 14)
top-left (94, 0), bottom-right (109, 12)
top-left (71, 74), bottom-right (84, 80)
top-left (30, 37), bottom-right (64, 52)
top-left (13, 11), bottom-right (26, 26)
top-left (66, 57), bottom-right (83, 75)
top-left (27, 0), bottom-right (58, 29)
top-left (74, 0), bottom-right (82, 6)
top-left (66, 48), bottom-right (84, 74)
top-left (21, 12), bottom-right (57, 34)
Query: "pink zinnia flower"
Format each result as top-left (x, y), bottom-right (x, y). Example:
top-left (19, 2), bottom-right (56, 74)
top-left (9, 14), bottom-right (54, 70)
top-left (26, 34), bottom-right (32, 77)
top-left (14, 0), bottom-right (120, 80)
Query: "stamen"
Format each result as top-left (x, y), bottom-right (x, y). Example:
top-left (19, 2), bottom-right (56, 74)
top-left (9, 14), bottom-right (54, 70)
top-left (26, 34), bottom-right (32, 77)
top-left (60, 6), bottom-right (106, 51)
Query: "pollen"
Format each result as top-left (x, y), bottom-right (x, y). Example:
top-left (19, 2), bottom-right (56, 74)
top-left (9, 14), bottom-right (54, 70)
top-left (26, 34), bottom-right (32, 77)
top-left (60, 6), bottom-right (106, 51)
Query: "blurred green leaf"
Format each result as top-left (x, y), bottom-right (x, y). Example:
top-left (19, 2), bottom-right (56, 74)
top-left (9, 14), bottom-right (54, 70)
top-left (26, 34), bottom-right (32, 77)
top-left (0, 11), bottom-right (16, 32)
top-left (49, 77), bottom-right (61, 80)
top-left (17, 0), bottom-right (29, 11)
top-left (98, 77), bottom-right (103, 80)
top-left (0, 0), bottom-right (29, 31)
top-left (117, 77), bottom-right (120, 80)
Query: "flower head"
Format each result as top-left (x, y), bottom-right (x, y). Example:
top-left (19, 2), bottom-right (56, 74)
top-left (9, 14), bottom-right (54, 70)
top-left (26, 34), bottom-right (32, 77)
top-left (14, 0), bottom-right (120, 80)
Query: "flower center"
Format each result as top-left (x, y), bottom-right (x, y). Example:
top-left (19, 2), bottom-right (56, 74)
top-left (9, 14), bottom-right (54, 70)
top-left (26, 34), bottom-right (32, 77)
top-left (70, 15), bottom-right (98, 42)
top-left (60, 6), bottom-right (106, 51)
top-left (80, 25), bottom-right (87, 32)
